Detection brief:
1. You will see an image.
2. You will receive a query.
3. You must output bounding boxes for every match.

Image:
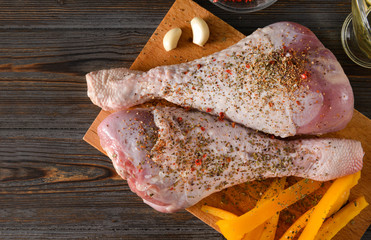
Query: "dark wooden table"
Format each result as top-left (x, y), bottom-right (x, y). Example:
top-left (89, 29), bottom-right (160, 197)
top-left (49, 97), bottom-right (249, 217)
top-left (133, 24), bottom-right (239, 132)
top-left (0, 0), bottom-right (370, 239)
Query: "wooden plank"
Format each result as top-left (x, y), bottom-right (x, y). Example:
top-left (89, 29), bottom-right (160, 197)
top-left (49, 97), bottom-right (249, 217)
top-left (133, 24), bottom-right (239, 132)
top-left (0, 0), bottom-right (353, 29)
top-left (0, 29), bottom-right (151, 74)
top-left (0, 134), bottom-right (223, 239)
top-left (83, 0), bottom-right (371, 239)
top-left (0, 0), bottom-right (173, 29)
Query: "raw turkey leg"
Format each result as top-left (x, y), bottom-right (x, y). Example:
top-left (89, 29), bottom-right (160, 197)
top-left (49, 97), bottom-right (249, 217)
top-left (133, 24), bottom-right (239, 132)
top-left (88, 22), bottom-right (354, 137)
top-left (98, 106), bottom-right (363, 213)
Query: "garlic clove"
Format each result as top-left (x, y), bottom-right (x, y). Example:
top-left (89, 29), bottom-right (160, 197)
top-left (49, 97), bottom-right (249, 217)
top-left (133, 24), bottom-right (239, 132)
top-left (191, 17), bottom-right (210, 47)
top-left (163, 28), bottom-right (182, 51)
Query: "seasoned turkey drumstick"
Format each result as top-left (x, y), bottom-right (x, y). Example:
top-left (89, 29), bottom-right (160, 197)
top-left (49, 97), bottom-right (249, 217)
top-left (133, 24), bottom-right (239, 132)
top-left (88, 22), bottom-right (354, 137)
top-left (98, 107), bottom-right (363, 213)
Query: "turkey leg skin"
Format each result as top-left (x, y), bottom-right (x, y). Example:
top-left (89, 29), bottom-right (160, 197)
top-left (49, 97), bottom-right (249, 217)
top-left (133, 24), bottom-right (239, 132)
top-left (87, 22), bottom-right (354, 138)
top-left (98, 107), bottom-right (363, 213)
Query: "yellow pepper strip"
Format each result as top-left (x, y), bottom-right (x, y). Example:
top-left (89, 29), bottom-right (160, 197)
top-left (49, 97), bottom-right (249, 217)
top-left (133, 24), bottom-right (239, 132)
top-left (280, 207), bottom-right (314, 240)
top-left (259, 178), bottom-right (287, 240)
top-left (217, 178), bottom-right (322, 240)
top-left (328, 190), bottom-right (350, 215)
top-left (259, 212), bottom-right (280, 240)
top-left (314, 196), bottom-right (369, 240)
top-left (244, 178), bottom-right (286, 240)
top-left (258, 178), bottom-right (287, 204)
top-left (201, 205), bottom-right (238, 220)
top-left (200, 205), bottom-right (263, 240)
top-left (280, 190), bottom-right (350, 240)
top-left (243, 224), bottom-right (264, 240)
top-left (298, 171), bottom-right (360, 240)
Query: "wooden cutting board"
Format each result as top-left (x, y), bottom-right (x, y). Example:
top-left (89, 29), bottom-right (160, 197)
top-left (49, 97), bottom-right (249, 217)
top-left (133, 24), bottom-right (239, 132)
top-left (83, 0), bottom-right (371, 239)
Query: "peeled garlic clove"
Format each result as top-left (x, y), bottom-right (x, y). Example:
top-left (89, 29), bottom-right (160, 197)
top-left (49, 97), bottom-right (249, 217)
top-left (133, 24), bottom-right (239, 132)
top-left (191, 17), bottom-right (210, 47)
top-left (163, 28), bottom-right (182, 51)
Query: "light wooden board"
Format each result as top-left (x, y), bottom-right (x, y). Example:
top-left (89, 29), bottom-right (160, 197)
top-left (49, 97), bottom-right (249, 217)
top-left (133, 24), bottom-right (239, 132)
top-left (83, 0), bottom-right (371, 239)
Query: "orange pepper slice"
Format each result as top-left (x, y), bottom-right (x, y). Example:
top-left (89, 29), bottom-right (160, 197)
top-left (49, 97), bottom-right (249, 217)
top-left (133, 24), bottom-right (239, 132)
top-left (217, 178), bottom-right (322, 240)
top-left (314, 196), bottom-right (369, 240)
top-left (298, 171), bottom-right (360, 240)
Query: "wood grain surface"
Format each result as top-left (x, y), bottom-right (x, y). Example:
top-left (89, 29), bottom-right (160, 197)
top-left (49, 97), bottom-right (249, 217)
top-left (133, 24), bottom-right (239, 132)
top-left (0, 0), bottom-right (370, 239)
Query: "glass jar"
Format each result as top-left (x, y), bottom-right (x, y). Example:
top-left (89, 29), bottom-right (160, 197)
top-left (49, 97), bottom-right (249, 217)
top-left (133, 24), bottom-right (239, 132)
top-left (209, 0), bottom-right (277, 13)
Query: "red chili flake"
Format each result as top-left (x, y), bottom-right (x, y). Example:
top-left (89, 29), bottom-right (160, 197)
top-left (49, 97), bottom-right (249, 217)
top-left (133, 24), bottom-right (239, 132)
top-left (296, 101), bottom-right (301, 105)
top-left (232, 122), bottom-right (235, 128)
top-left (170, 187), bottom-right (174, 190)
top-left (177, 117), bottom-right (183, 121)
top-left (270, 135), bottom-right (275, 139)
top-left (195, 159), bottom-right (202, 165)
top-left (191, 167), bottom-right (195, 171)
top-left (301, 73), bottom-right (307, 79)
top-left (206, 108), bottom-right (213, 113)
top-left (226, 157), bottom-right (231, 163)
top-left (226, 69), bottom-right (232, 75)
top-left (218, 112), bottom-right (225, 121)
top-left (184, 106), bottom-right (190, 111)
top-left (197, 64), bottom-right (201, 69)
top-left (213, 59), bottom-right (216, 61)
top-left (269, 60), bottom-right (276, 65)
top-left (246, 64), bottom-right (250, 68)
top-left (269, 102), bottom-right (274, 108)
top-left (183, 71), bottom-right (188, 74)
top-left (203, 154), bottom-right (207, 158)
top-left (192, 86), bottom-right (196, 90)
top-left (201, 126), bottom-right (206, 131)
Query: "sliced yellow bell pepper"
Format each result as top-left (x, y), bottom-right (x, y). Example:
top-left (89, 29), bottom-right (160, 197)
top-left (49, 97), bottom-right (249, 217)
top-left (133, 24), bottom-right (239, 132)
top-left (244, 178), bottom-right (286, 240)
top-left (259, 212), bottom-right (280, 240)
top-left (202, 178), bottom-right (286, 240)
top-left (243, 224), bottom-right (264, 240)
top-left (217, 178), bottom-right (322, 240)
top-left (259, 178), bottom-right (286, 240)
top-left (314, 196), bottom-right (369, 240)
top-left (328, 190), bottom-right (351, 216)
top-left (298, 171), bottom-right (360, 240)
top-left (258, 178), bottom-right (287, 204)
top-left (201, 205), bottom-right (238, 220)
top-left (280, 190), bottom-right (350, 240)
top-left (280, 207), bottom-right (314, 240)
